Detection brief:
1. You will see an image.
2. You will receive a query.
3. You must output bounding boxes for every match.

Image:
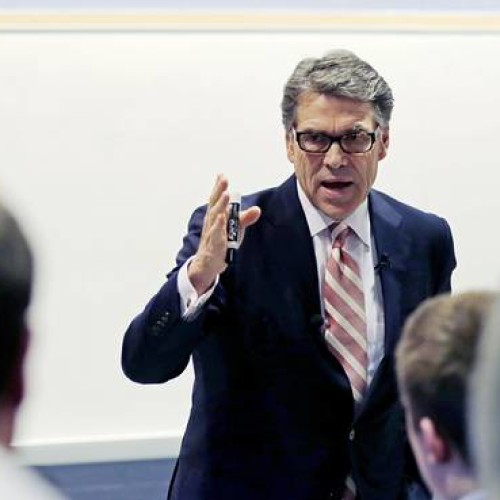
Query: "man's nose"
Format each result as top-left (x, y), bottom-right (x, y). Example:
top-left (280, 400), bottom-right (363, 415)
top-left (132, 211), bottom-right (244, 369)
top-left (322, 142), bottom-right (345, 170)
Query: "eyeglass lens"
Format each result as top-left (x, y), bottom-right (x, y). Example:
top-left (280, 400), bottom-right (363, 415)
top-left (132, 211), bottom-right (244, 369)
top-left (297, 130), bottom-right (374, 154)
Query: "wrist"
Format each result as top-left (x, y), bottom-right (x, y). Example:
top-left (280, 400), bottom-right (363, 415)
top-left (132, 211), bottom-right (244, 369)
top-left (187, 256), bottom-right (216, 295)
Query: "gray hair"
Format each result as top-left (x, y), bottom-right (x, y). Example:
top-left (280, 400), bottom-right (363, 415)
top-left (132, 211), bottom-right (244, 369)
top-left (281, 49), bottom-right (394, 131)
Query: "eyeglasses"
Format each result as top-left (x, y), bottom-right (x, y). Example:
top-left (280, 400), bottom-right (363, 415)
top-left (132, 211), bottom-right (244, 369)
top-left (294, 127), bottom-right (379, 155)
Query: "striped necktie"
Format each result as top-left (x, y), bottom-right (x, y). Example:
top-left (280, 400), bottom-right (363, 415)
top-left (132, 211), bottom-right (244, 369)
top-left (323, 225), bottom-right (368, 500)
top-left (323, 225), bottom-right (368, 401)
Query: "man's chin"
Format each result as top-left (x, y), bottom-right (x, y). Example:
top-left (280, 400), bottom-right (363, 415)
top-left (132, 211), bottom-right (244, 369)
top-left (318, 201), bottom-right (357, 221)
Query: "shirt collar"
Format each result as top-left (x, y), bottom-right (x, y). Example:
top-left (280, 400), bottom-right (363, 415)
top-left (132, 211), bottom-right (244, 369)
top-left (296, 179), bottom-right (371, 247)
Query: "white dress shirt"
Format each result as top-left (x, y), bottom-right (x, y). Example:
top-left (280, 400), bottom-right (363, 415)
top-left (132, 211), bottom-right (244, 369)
top-left (177, 255), bottom-right (216, 318)
top-left (177, 181), bottom-right (386, 383)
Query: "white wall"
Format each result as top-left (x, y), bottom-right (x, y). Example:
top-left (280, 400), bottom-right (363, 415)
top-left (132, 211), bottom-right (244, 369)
top-left (1, 29), bottom-right (500, 464)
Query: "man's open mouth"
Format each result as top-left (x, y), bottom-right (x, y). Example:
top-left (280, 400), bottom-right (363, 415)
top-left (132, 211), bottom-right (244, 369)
top-left (322, 180), bottom-right (353, 190)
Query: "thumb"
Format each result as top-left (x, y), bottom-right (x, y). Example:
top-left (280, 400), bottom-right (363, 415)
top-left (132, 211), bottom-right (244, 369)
top-left (240, 206), bottom-right (261, 229)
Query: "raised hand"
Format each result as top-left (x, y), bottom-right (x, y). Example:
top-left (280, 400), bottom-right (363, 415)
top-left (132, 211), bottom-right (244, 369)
top-left (188, 175), bottom-right (261, 295)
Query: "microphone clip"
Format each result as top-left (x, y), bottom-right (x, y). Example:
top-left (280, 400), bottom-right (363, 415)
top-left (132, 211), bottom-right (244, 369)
top-left (375, 252), bottom-right (391, 273)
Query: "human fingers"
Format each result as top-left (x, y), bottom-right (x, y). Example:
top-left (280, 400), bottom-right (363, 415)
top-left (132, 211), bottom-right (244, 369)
top-left (203, 175), bottom-right (229, 233)
top-left (205, 189), bottom-right (229, 231)
top-left (240, 206), bottom-right (261, 229)
top-left (208, 174), bottom-right (228, 207)
top-left (189, 213), bottom-right (228, 294)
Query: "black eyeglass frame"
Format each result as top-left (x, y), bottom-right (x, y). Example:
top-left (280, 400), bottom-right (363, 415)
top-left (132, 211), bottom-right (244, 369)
top-left (293, 127), bottom-right (380, 155)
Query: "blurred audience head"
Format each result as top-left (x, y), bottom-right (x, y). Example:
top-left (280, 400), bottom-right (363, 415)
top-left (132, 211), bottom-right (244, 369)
top-left (470, 294), bottom-right (500, 499)
top-left (396, 291), bottom-right (495, 500)
top-left (0, 201), bottom-right (33, 446)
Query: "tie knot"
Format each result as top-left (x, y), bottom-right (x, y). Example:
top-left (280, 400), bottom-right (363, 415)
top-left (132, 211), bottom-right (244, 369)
top-left (333, 225), bottom-right (351, 249)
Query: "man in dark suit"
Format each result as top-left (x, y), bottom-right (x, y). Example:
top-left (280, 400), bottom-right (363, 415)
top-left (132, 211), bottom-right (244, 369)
top-left (122, 49), bottom-right (456, 499)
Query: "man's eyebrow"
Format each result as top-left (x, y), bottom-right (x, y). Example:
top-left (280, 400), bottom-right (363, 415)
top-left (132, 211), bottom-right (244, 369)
top-left (298, 124), bottom-right (370, 135)
top-left (347, 124), bottom-right (369, 133)
top-left (297, 127), bottom-right (328, 134)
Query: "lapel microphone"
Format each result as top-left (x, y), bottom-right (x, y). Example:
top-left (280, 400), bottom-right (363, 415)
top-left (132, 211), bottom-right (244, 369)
top-left (374, 252), bottom-right (391, 273)
top-left (310, 314), bottom-right (326, 334)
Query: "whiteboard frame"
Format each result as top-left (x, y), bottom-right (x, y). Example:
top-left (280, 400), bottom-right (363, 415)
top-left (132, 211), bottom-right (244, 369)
top-left (0, 11), bottom-right (499, 33)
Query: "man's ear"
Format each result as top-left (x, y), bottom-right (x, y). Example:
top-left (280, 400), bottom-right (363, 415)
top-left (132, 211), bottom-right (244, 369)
top-left (419, 417), bottom-right (451, 464)
top-left (285, 131), bottom-right (295, 163)
top-left (377, 127), bottom-right (390, 161)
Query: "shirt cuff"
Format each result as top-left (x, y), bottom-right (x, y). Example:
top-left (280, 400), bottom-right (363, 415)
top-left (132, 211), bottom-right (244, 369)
top-left (177, 257), bottom-right (219, 319)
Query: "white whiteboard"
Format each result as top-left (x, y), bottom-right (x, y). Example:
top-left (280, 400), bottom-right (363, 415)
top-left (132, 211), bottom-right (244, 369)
top-left (1, 30), bottom-right (499, 463)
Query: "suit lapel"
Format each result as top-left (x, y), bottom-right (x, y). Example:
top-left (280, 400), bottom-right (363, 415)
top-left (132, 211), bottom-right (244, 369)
top-left (369, 190), bottom-right (411, 356)
top-left (352, 192), bottom-right (411, 420)
top-left (264, 177), bottom-right (353, 394)
top-left (263, 176), bottom-right (322, 327)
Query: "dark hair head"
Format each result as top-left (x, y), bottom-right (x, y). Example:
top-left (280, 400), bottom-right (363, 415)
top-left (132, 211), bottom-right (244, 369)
top-left (0, 202), bottom-right (33, 396)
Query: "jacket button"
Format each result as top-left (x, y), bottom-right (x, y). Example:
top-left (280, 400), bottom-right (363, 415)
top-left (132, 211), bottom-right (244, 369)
top-left (349, 429), bottom-right (355, 441)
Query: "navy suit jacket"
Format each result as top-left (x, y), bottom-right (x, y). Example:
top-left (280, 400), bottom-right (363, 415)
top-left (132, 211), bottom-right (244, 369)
top-left (122, 175), bottom-right (456, 500)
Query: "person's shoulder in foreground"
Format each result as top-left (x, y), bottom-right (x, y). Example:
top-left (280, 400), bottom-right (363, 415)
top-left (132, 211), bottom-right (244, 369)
top-left (0, 200), bottom-right (66, 499)
top-left (0, 447), bottom-right (65, 499)
top-left (396, 291), bottom-right (495, 500)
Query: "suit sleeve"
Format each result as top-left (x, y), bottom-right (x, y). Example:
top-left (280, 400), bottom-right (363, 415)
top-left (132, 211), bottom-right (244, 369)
top-left (432, 216), bottom-right (457, 293)
top-left (121, 205), bottom-right (216, 384)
